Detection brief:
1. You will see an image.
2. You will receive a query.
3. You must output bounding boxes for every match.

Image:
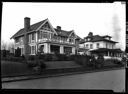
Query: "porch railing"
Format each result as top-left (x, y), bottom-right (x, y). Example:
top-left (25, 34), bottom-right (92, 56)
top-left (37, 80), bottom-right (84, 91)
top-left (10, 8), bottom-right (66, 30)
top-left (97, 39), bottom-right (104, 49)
top-left (38, 38), bottom-right (75, 45)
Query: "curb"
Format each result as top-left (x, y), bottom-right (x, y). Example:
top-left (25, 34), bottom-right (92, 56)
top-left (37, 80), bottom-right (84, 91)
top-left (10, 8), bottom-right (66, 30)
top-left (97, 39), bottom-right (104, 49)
top-left (2, 66), bottom-right (125, 83)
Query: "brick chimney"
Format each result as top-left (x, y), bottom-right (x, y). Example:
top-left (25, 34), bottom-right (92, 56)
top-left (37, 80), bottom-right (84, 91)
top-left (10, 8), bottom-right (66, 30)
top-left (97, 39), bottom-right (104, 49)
top-left (57, 26), bottom-right (61, 31)
top-left (24, 17), bottom-right (30, 31)
top-left (88, 32), bottom-right (93, 37)
top-left (24, 17), bottom-right (30, 57)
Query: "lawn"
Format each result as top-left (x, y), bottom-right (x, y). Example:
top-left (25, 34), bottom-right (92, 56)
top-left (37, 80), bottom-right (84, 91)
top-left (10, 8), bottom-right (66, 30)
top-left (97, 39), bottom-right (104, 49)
top-left (1, 59), bottom-right (124, 78)
top-left (1, 60), bottom-right (36, 77)
top-left (1, 60), bottom-right (81, 77)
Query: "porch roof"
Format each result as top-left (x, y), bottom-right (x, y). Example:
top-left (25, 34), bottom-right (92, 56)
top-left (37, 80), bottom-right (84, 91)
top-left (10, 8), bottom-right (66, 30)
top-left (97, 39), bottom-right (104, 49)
top-left (90, 48), bottom-right (122, 53)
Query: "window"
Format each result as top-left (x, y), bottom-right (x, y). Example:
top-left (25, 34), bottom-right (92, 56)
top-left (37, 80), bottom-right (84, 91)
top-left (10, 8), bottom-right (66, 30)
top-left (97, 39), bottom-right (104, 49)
top-left (69, 38), bottom-right (73, 42)
top-left (21, 48), bottom-right (24, 55)
top-left (31, 46), bottom-right (35, 54)
top-left (112, 45), bottom-right (113, 49)
top-left (38, 31), bottom-right (41, 39)
top-left (32, 33), bottom-right (35, 40)
top-left (87, 38), bottom-right (90, 41)
top-left (97, 43), bottom-right (100, 48)
top-left (106, 43), bottom-right (108, 48)
top-left (15, 38), bottom-right (19, 43)
top-left (42, 32), bottom-right (49, 38)
top-left (90, 44), bottom-right (93, 49)
top-left (86, 44), bottom-right (89, 48)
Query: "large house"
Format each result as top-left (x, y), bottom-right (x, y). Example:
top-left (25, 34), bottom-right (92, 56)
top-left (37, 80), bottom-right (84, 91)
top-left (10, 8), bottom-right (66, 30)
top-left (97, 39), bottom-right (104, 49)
top-left (79, 32), bottom-right (122, 60)
top-left (11, 17), bottom-right (81, 56)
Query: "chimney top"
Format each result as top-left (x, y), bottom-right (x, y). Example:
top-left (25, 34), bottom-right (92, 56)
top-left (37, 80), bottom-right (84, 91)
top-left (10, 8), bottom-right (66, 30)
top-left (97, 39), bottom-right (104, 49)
top-left (56, 26), bottom-right (61, 30)
top-left (24, 17), bottom-right (30, 19)
top-left (88, 32), bottom-right (93, 37)
top-left (24, 17), bottom-right (30, 31)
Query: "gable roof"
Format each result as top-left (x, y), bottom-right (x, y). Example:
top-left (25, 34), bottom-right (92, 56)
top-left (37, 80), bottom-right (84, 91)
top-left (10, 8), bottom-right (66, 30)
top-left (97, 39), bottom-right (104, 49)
top-left (84, 35), bottom-right (118, 43)
top-left (11, 19), bottom-right (47, 39)
top-left (54, 28), bottom-right (72, 37)
top-left (11, 18), bottom-right (77, 39)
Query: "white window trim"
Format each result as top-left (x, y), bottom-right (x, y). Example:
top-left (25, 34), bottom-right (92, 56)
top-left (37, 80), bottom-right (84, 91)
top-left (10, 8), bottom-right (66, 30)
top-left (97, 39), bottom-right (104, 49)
top-left (30, 46), bottom-right (35, 55)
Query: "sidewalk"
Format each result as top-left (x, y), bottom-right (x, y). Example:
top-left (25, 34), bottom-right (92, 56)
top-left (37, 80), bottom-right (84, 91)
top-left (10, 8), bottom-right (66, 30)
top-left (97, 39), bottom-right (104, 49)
top-left (2, 65), bottom-right (124, 83)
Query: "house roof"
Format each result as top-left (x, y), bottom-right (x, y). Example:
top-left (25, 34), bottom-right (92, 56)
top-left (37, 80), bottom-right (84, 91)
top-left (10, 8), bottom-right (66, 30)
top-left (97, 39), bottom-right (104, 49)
top-left (54, 28), bottom-right (72, 37)
top-left (83, 35), bottom-right (118, 43)
top-left (78, 48), bottom-right (89, 52)
top-left (11, 18), bottom-right (77, 39)
top-left (79, 39), bottom-right (85, 44)
top-left (11, 19), bottom-right (47, 39)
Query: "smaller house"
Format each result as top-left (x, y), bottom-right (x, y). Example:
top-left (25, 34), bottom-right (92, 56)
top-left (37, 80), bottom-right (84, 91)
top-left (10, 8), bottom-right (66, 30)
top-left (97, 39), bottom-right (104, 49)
top-left (79, 32), bottom-right (123, 60)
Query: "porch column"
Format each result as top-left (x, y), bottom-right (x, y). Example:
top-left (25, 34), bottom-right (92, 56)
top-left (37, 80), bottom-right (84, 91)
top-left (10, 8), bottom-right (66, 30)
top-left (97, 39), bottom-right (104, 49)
top-left (48, 43), bottom-right (51, 53)
top-left (35, 44), bottom-right (38, 54)
top-left (44, 43), bottom-right (48, 53)
top-left (60, 45), bottom-right (64, 54)
top-left (72, 47), bottom-right (75, 54)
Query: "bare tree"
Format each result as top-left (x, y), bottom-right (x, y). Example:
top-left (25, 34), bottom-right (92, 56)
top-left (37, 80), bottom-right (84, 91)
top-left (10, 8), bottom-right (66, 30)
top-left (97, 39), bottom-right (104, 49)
top-left (8, 42), bottom-right (15, 52)
top-left (1, 40), bottom-right (7, 50)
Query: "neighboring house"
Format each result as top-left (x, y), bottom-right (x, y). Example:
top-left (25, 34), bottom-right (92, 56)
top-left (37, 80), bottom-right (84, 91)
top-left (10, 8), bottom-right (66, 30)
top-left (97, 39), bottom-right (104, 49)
top-left (79, 32), bottom-right (123, 60)
top-left (11, 17), bottom-right (81, 56)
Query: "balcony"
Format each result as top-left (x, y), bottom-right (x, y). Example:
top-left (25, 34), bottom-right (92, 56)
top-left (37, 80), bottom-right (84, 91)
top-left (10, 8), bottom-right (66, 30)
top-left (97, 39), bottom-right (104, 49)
top-left (38, 38), bottom-right (75, 45)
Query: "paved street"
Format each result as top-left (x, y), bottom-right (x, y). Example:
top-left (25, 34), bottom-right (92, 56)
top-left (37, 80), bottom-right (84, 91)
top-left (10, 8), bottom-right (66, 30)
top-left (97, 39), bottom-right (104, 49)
top-left (2, 68), bottom-right (125, 92)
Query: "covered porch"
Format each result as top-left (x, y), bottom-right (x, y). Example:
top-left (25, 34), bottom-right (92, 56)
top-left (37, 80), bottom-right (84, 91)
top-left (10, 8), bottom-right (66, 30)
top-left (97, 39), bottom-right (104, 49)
top-left (90, 48), bottom-right (123, 60)
top-left (38, 43), bottom-right (76, 55)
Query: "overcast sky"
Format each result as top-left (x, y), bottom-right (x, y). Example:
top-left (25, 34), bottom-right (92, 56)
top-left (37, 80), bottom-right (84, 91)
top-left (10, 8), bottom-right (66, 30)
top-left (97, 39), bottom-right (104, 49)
top-left (1, 2), bottom-right (126, 50)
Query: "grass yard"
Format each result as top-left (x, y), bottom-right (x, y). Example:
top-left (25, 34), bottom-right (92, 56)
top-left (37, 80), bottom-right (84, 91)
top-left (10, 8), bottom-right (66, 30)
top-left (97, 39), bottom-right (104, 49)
top-left (1, 58), bottom-right (124, 78)
top-left (1, 60), bottom-right (36, 77)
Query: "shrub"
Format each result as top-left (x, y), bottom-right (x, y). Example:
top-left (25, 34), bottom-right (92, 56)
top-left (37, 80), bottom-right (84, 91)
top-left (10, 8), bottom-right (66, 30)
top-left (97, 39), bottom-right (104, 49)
top-left (27, 60), bottom-right (37, 68)
top-left (2, 49), bottom-right (7, 57)
top-left (28, 55), bottom-right (35, 61)
top-left (71, 55), bottom-right (89, 67)
top-left (38, 60), bottom-right (46, 69)
top-left (14, 47), bottom-right (21, 57)
top-left (51, 54), bottom-right (58, 61)
top-left (40, 54), bottom-right (52, 61)
top-left (1, 55), bottom-right (26, 63)
top-left (56, 54), bottom-right (68, 61)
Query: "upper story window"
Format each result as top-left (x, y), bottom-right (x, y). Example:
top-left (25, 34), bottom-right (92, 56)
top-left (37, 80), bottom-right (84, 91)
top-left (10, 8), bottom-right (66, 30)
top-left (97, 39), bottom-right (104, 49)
top-left (32, 33), bottom-right (35, 40)
top-left (69, 38), bottom-right (74, 42)
top-left (15, 38), bottom-right (19, 43)
top-left (112, 45), bottom-right (114, 49)
top-left (86, 44), bottom-right (89, 48)
top-left (87, 38), bottom-right (91, 41)
top-left (106, 43), bottom-right (108, 48)
top-left (42, 32), bottom-right (48, 38)
top-left (15, 37), bottom-right (23, 43)
top-left (90, 44), bottom-right (93, 49)
top-left (97, 43), bottom-right (100, 48)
